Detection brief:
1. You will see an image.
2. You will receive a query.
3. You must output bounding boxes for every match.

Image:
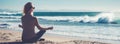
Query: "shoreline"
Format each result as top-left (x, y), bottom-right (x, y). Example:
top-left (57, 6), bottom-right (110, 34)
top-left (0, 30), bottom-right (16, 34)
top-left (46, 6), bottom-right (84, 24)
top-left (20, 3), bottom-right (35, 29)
top-left (0, 30), bottom-right (116, 44)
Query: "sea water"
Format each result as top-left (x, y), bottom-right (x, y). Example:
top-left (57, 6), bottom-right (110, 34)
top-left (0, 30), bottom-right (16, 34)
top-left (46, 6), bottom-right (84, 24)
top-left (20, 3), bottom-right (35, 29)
top-left (0, 12), bottom-right (120, 43)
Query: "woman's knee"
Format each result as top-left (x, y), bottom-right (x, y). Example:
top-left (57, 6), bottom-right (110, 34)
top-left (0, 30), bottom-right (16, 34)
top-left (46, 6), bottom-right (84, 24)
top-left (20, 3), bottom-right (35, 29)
top-left (41, 30), bottom-right (46, 32)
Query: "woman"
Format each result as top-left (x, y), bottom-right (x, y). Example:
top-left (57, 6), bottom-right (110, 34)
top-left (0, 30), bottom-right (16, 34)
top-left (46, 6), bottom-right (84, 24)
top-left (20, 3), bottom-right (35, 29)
top-left (19, 2), bottom-right (53, 43)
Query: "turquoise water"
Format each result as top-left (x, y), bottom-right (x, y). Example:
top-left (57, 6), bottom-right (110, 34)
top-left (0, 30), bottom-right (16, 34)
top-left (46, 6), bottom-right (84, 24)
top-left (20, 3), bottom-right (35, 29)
top-left (0, 12), bottom-right (120, 43)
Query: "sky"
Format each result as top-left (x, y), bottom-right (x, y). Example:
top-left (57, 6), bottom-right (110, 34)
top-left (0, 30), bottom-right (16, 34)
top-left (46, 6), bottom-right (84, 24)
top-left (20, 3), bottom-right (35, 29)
top-left (0, 0), bottom-right (120, 12)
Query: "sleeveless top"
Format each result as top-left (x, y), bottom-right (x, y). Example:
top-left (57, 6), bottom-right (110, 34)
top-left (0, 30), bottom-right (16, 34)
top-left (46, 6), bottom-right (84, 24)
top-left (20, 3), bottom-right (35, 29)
top-left (21, 15), bottom-right (36, 41)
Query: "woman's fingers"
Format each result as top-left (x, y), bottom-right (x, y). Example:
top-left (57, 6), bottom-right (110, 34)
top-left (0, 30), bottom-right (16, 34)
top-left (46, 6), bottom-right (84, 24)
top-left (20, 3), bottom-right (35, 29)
top-left (48, 27), bottom-right (53, 30)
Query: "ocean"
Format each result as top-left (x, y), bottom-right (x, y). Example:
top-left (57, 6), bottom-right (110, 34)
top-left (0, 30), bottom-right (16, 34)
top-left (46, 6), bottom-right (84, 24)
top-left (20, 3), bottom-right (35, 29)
top-left (0, 12), bottom-right (120, 43)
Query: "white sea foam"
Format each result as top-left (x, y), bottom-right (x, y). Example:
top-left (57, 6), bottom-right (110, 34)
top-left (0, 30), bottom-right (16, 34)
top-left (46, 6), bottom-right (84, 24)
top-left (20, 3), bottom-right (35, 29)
top-left (0, 16), bottom-right (20, 19)
top-left (0, 12), bottom-right (118, 24)
top-left (36, 12), bottom-right (116, 23)
top-left (0, 12), bottom-right (16, 15)
top-left (45, 25), bottom-right (120, 41)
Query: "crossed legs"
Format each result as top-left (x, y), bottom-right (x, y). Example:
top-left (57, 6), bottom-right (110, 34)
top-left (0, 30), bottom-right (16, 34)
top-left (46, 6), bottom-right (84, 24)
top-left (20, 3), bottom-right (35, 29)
top-left (22, 30), bottom-right (46, 43)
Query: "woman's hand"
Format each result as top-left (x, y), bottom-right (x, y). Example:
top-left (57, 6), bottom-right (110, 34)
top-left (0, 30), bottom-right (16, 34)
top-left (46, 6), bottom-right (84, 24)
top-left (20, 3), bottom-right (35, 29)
top-left (19, 24), bottom-right (23, 28)
top-left (47, 27), bottom-right (53, 30)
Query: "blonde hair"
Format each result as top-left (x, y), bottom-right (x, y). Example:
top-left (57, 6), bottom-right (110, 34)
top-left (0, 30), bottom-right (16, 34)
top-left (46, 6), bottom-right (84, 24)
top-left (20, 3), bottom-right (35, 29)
top-left (23, 2), bottom-right (33, 15)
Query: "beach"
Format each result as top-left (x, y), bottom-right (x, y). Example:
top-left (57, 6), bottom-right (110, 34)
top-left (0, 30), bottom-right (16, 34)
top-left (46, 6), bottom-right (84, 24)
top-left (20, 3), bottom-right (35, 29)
top-left (0, 30), bottom-right (111, 44)
top-left (0, 0), bottom-right (120, 44)
top-left (0, 12), bottom-right (119, 44)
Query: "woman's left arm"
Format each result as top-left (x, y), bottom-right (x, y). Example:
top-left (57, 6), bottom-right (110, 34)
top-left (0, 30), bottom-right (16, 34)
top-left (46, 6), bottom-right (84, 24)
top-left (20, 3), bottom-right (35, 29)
top-left (34, 18), bottom-right (53, 30)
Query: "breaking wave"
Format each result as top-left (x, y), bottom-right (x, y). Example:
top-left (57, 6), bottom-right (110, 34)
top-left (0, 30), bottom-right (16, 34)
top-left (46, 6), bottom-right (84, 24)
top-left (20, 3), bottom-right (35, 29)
top-left (37, 12), bottom-right (118, 24)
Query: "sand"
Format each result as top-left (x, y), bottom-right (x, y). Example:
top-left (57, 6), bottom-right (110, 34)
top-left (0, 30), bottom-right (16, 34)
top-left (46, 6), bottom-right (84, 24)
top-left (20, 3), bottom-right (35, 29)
top-left (0, 30), bottom-right (110, 44)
